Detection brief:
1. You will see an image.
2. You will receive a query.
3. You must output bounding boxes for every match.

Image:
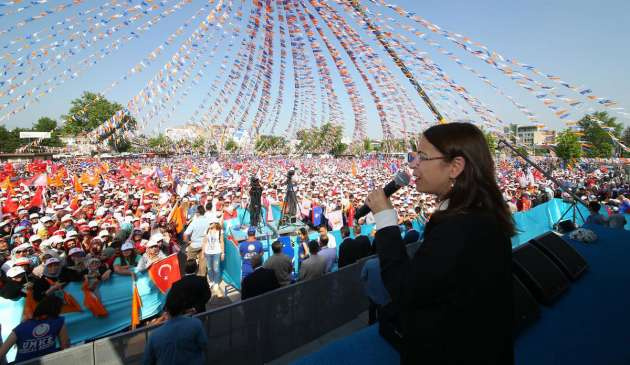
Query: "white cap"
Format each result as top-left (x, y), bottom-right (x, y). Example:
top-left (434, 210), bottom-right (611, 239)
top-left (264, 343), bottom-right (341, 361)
top-left (6, 266), bottom-right (25, 278)
top-left (66, 230), bottom-right (78, 238)
top-left (146, 239), bottom-right (159, 247)
top-left (150, 232), bottom-right (164, 243)
top-left (99, 230), bottom-right (110, 237)
top-left (29, 235), bottom-right (42, 243)
top-left (88, 221), bottom-right (99, 228)
top-left (61, 214), bottom-right (73, 222)
top-left (29, 213), bottom-right (39, 219)
top-left (44, 257), bottom-right (60, 266)
top-left (121, 242), bottom-right (134, 251)
top-left (68, 247), bottom-right (84, 256)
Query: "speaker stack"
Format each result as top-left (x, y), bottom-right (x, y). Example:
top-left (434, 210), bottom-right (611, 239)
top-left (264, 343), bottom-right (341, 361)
top-left (512, 231), bottom-right (588, 335)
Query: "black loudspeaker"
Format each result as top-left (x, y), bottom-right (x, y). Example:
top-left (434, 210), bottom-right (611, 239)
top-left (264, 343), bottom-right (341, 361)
top-left (513, 274), bottom-right (540, 335)
top-left (530, 232), bottom-right (588, 281)
top-left (512, 243), bottom-right (570, 305)
top-left (555, 219), bottom-right (576, 233)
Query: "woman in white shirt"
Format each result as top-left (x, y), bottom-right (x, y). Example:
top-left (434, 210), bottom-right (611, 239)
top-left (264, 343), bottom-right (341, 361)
top-left (203, 219), bottom-right (224, 296)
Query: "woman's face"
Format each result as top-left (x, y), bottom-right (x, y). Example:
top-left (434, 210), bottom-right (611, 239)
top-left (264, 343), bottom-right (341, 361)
top-left (122, 249), bottom-right (133, 257)
top-left (410, 137), bottom-right (457, 197)
top-left (46, 262), bottom-right (60, 275)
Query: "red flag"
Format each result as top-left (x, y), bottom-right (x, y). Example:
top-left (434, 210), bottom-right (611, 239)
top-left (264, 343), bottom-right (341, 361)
top-left (29, 186), bottom-right (44, 209)
top-left (148, 254), bottom-right (181, 294)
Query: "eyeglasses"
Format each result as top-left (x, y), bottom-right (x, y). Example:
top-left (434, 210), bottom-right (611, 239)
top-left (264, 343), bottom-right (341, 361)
top-left (407, 151), bottom-right (447, 163)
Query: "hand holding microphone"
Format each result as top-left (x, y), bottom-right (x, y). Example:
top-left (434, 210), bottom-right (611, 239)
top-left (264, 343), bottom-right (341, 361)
top-left (356, 170), bottom-right (411, 220)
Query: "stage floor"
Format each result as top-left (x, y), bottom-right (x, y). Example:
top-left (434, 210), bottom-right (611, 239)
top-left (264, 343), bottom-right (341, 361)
top-left (292, 224), bottom-right (630, 365)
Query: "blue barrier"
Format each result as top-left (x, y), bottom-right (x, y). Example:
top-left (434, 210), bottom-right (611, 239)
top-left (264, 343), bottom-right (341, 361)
top-left (0, 272), bottom-right (163, 363)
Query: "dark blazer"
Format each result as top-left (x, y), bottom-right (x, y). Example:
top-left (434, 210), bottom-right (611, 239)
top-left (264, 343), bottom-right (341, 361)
top-left (376, 210), bottom-right (513, 364)
top-left (354, 234), bottom-right (373, 255)
top-left (338, 237), bottom-right (372, 268)
top-left (170, 274), bottom-right (211, 314)
top-left (402, 229), bottom-right (420, 244)
top-left (241, 267), bottom-right (279, 300)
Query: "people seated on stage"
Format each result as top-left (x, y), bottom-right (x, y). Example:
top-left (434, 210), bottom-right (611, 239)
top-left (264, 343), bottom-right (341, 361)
top-left (241, 254), bottom-right (279, 300)
top-left (298, 240), bottom-right (327, 282)
top-left (402, 220), bottom-right (420, 244)
top-left (586, 201), bottom-right (609, 226)
top-left (338, 226), bottom-right (372, 268)
top-left (263, 240), bottom-right (293, 287)
top-left (318, 225), bottom-right (337, 249)
top-left (318, 235), bottom-right (337, 273)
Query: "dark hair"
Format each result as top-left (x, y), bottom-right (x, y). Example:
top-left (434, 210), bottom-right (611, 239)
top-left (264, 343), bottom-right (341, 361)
top-left (298, 227), bottom-right (308, 237)
top-left (205, 202), bottom-right (213, 212)
top-left (164, 288), bottom-right (189, 317)
top-left (588, 201), bottom-right (601, 212)
top-left (120, 250), bottom-right (138, 266)
top-left (423, 123), bottom-right (516, 237)
top-left (307, 240), bottom-right (320, 254)
top-left (33, 295), bottom-right (63, 318)
top-left (197, 205), bottom-right (205, 216)
top-left (319, 235), bottom-right (329, 248)
top-left (340, 226), bottom-right (350, 238)
top-left (271, 240), bottom-right (282, 254)
top-left (353, 225), bottom-right (362, 234)
top-left (185, 259), bottom-right (198, 274)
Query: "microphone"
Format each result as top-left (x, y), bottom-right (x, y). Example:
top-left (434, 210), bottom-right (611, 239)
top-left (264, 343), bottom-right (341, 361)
top-left (355, 170), bottom-right (411, 220)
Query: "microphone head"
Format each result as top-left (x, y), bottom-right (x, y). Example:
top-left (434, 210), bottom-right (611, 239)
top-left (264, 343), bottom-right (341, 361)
top-left (394, 170), bottom-right (411, 187)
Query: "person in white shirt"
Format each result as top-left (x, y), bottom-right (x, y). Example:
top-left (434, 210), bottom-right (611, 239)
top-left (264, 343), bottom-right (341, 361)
top-left (203, 219), bottom-right (224, 297)
top-left (318, 225), bottom-right (336, 249)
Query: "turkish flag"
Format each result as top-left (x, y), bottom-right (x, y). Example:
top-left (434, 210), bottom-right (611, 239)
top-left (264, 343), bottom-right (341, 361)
top-left (148, 254), bottom-right (181, 294)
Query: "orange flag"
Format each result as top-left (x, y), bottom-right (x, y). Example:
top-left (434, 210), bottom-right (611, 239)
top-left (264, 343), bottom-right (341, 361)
top-left (82, 280), bottom-right (108, 317)
top-left (131, 283), bottom-right (143, 330)
top-left (73, 175), bottom-right (84, 193)
top-left (351, 161), bottom-right (357, 177)
top-left (168, 202), bottom-right (185, 233)
top-left (0, 176), bottom-right (12, 190)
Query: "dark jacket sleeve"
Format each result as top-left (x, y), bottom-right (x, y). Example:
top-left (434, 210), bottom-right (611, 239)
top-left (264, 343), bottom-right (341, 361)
top-left (375, 225), bottom-right (410, 305)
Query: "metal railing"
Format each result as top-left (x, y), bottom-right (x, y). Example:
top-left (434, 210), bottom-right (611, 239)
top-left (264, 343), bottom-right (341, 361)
top-left (18, 258), bottom-right (371, 365)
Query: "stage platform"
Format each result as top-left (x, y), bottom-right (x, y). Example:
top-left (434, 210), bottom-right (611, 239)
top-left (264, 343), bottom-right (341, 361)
top-left (292, 224), bottom-right (630, 365)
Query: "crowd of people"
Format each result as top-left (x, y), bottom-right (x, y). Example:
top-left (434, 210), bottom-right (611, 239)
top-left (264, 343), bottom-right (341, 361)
top-left (0, 152), bottom-right (628, 362)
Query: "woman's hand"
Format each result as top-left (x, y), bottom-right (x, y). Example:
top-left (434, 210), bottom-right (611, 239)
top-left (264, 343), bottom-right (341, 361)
top-left (365, 188), bottom-right (394, 214)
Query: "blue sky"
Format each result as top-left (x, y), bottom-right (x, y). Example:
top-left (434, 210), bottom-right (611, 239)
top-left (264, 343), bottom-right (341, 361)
top-left (1, 0), bottom-right (628, 139)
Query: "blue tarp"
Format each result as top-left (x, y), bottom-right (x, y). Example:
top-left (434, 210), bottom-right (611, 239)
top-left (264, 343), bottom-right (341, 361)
top-left (1, 272), bottom-right (164, 362)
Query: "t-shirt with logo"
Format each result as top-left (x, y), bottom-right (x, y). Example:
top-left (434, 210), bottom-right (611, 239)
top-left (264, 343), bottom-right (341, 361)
top-left (239, 240), bottom-right (262, 279)
top-left (13, 317), bottom-right (64, 362)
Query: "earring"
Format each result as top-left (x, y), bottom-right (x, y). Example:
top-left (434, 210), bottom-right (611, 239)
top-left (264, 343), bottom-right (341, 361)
top-left (449, 178), bottom-right (456, 190)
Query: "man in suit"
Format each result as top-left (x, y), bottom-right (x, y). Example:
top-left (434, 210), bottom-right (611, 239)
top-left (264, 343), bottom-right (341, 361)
top-left (338, 226), bottom-right (372, 268)
top-left (352, 224), bottom-right (373, 255)
top-left (241, 254), bottom-right (279, 300)
top-left (298, 240), bottom-right (327, 281)
top-left (402, 220), bottom-right (420, 244)
top-left (170, 260), bottom-right (211, 314)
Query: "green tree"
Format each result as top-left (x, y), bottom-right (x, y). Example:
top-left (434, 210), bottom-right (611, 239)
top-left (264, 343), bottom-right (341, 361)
top-left (555, 129), bottom-right (582, 161)
top-left (362, 138), bottom-right (373, 153)
top-left (147, 134), bottom-right (173, 152)
top-left (33, 117), bottom-right (64, 147)
top-left (515, 146), bottom-right (529, 158)
top-left (578, 111), bottom-right (623, 158)
top-left (62, 92), bottom-right (120, 134)
top-left (483, 130), bottom-right (497, 154)
top-left (224, 139), bottom-right (239, 152)
top-left (254, 135), bottom-right (287, 154)
top-left (623, 126), bottom-right (630, 147)
top-left (296, 123), bottom-right (344, 154)
top-left (330, 142), bottom-right (348, 157)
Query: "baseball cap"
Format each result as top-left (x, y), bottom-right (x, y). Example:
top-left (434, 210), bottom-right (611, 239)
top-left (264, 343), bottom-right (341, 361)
top-left (6, 266), bottom-right (25, 278)
top-left (121, 242), bottom-right (134, 251)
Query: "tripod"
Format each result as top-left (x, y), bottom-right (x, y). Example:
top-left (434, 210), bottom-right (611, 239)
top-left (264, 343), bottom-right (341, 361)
top-left (278, 171), bottom-right (299, 229)
top-left (239, 177), bottom-right (265, 232)
top-left (498, 139), bottom-right (587, 228)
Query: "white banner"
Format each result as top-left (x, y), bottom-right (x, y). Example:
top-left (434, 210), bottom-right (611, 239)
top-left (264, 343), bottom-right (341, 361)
top-left (19, 131), bottom-right (51, 139)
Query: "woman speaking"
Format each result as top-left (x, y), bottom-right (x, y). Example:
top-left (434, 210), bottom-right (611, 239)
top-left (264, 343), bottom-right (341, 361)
top-left (366, 123), bottom-right (515, 364)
